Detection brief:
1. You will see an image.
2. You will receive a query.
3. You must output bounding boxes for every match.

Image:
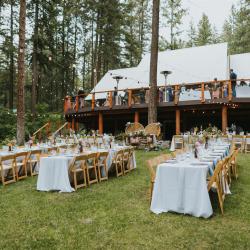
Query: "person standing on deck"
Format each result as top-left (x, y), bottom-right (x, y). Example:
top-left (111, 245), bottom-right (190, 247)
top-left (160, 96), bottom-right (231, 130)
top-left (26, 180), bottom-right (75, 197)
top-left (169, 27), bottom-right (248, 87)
top-left (230, 69), bottom-right (237, 97)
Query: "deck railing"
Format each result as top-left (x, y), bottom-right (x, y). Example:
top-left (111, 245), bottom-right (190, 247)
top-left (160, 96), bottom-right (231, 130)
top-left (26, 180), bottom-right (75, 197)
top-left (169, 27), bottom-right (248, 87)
top-left (64, 78), bottom-right (250, 113)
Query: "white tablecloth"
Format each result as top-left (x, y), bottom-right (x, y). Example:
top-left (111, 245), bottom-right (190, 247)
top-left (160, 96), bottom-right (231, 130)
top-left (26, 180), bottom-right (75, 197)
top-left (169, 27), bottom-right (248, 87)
top-left (37, 146), bottom-right (136, 193)
top-left (150, 160), bottom-right (213, 218)
top-left (37, 156), bottom-right (74, 193)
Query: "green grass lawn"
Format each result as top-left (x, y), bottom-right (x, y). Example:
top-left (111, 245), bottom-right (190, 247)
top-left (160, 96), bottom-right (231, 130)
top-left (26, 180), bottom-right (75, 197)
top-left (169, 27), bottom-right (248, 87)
top-left (0, 151), bottom-right (250, 250)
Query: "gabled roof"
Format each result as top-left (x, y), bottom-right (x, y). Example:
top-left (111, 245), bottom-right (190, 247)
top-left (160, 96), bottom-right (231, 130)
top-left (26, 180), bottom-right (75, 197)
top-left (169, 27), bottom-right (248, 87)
top-left (86, 43), bottom-right (228, 100)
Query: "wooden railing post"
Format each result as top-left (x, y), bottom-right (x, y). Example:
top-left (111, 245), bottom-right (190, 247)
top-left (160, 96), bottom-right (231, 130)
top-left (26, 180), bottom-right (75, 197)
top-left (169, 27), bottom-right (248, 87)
top-left (134, 111), bottom-right (139, 123)
top-left (228, 80), bottom-right (232, 101)
top-left (109, 91), bottom-right (113, 108)
top-left (128, 90), bottom-right (132, 108)
top-left (174, 85), bottom-right (179, 105)
top-left (91, 93), bottom-right (95, 110)
top-left (201, 83), bottom-right (205, 103)
top-left (222, 105), bottom-right (228, 133)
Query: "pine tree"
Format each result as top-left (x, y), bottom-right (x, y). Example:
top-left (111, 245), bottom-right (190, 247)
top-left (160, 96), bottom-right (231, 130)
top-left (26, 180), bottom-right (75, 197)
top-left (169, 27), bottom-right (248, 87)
top-left (186, 21), bottom-right (197, 48)
top-left (232, 0), bottom-right (250, 54)
top-left (195, 13), bottom-right (213, 46)
top-left (162, 0), bottom-right (186, 50)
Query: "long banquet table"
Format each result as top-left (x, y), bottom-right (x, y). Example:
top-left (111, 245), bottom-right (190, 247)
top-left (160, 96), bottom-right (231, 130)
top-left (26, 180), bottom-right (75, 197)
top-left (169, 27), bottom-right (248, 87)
top-left (150, 143), bottom-right (230, 218)
top-left (37, 146), bottom-right (136, 193)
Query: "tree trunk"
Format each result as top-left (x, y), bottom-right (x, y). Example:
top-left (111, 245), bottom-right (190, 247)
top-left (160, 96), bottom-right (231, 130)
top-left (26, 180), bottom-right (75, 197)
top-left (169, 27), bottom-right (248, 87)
top-left (148, 0), bottom-right (160, 124)
top-left (17, 0), bottom-right (26, 145)
top-left (9, 0), bottom-right (14, 110)
top-left (31, 0), bottom-right (39, 115)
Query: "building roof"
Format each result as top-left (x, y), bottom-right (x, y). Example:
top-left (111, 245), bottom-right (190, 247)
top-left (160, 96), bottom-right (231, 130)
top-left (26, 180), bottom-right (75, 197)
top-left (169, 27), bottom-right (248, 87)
top-left (86, 43), bottom-right (229, 100)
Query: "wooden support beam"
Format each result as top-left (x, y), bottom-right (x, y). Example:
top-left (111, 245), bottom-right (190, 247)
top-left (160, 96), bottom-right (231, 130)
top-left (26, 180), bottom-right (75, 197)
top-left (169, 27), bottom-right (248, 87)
top-left (75, 121), bottom-right (79, 132)
top-left (134, 111), bottom-right (139, 123)
top-left (222, 105), bottom-right (228, 134)
top-left (109, 91), bottom-right (113, 108)
top-left (128, 90), bottom-right (132, 108)
top-left (201, 83), bottom-right (205, 103)
top-left (91, 93), bottom-right (95, 110)
top-left (98, 112), bottom-right (103, 134)
top-left (176, 109), bottom-right (181, 135)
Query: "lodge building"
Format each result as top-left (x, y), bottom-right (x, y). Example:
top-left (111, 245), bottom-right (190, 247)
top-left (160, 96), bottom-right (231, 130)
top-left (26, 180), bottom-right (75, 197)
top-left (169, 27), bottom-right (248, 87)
top-left (64, 43), bottom-right (250, 139)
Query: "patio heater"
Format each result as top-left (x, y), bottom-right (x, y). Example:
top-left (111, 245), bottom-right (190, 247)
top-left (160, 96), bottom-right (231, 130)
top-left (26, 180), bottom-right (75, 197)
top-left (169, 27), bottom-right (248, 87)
top-left (112, 75), bottom-right (123, 105)
top-left (160, 70), bottom-right (172, 102)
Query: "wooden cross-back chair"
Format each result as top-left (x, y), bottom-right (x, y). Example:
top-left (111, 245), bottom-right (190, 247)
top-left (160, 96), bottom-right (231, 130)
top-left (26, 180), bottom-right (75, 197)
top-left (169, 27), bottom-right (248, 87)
top-left (96, 151), bottom-right (109, 182)
top-left (27, 149), bottom-right (42, 176)
top-left (230, 149), bottom-right (239, 179)
top-left (47, 146), bottom-right (58, 155)
top-left (173, 135), bottom-right (184, 150)
top-left (221, 155), bottom-right (231, 189)
top-left (113, 149), bottom-right (124, 177)
top-left (146, 154), bottom-right (172, 203)
top-left (245, 136), bottom-right (250, 153)
top-left (207, 160), bottom-right (225, 215)
top-left (123, 148), bottom-right (132, 174)
top-left (84, 153), bottom-right (98, 185)
top-left (232, 135), bottom-right (245, 152)
top-left (69, 155), bottom-right (87, 190)
top-left (14, 151), bottom-right (28, 181)
top-left (0, 154), bottom-right (16, 186)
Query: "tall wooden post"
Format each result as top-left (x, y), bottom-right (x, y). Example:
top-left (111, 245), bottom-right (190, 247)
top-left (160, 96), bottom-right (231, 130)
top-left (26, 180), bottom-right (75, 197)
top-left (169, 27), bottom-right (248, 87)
top-left (75, 120), bottom-right (79, 132)
top-left (222, 105), bottom-right (228, 134)
top-left (128, 90), bottom-right (132, 108)
top-left (176, 109), bottom-right (181, 135)
top-left (201, 83), bottom-right (205, 103)
top-left (134, 111), bottom-right (139, 123)
top-left (98, 112), bottom-right (103, 134)
top-left (109, 91), bottom-right (113, 108)
top-left (91, 93), bottom-right (95, 110)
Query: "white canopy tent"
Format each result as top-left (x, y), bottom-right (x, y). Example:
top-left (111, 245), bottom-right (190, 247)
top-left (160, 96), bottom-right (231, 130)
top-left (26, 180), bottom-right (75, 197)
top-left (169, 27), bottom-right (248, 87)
top-left (86, 43), bottom-right (229, 100)
top-left (229, 53), bottom-right (250, 79)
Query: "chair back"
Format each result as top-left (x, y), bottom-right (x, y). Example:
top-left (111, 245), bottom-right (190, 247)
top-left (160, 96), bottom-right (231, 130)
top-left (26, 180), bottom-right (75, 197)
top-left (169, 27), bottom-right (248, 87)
top-left (69, 154), bottom-right (86, 172)
top-left (15, 151), bottom-right (28, 163)
top-left (207, 160), bottom-right (223, 193)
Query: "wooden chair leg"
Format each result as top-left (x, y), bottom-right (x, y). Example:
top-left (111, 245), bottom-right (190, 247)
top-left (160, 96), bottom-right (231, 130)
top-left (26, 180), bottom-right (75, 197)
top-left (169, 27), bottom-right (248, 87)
top-left (216, 183), bottom-right (224, 215)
